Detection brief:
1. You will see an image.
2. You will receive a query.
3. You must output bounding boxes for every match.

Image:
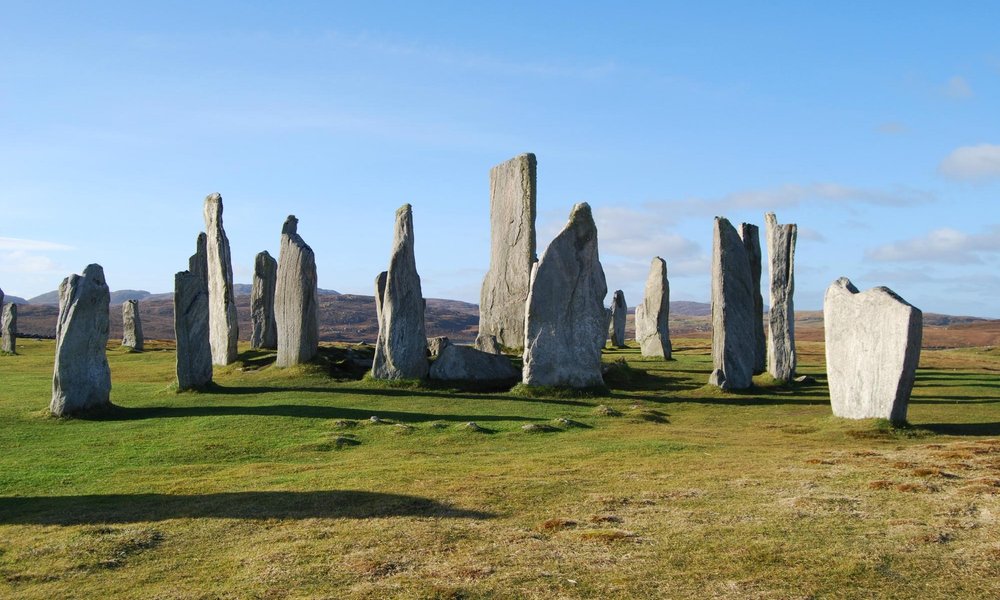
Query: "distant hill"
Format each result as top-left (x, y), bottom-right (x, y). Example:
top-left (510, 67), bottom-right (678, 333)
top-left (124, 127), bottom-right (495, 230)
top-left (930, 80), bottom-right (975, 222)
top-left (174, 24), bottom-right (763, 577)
top-left (2, 295), bottom-right (29, 305)
top-left (27, 289), bottom-right (153, 305)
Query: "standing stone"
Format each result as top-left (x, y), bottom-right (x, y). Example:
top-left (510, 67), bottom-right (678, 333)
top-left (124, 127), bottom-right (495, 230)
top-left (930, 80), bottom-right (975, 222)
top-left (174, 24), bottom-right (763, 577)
top-left (635, 257), bottom-right (671, 358)
top-left (824, 278), bottom-right (922, 421)
top-left (50, 264), bottom-right (112, 416)
top-left (610, 290), bottom-right (628, 348)
top-left (250, 251), bottom-right (278, 350)
top-left (174, 270), bottom-right (213, 390)
top-left (190, 233), bottom-right (208, 282)
top-left (603, 308), bottom-right (612, 347)
top-left (475, 334), bottom-right (502, 355)
top-left (522, 203), bottom-right (607, 388)
top-left (372, 204), bottom-right (428, 379)
top-left (708, 217), bottom-right (756, 390)
top-left (478, 153), bottom-right (537, 350)
top-left (275, 216), bottom-right (319, 367)
top-left (2, 303), bottom-right (17, 354)
top-left (121, 299), bottom-right (143, 351)
top-left (765, 212), bottom-right (797, 381)
top-left (740, 223), bottom-right (765, 375)
top-left (203, 193), bottom-right (238, 365)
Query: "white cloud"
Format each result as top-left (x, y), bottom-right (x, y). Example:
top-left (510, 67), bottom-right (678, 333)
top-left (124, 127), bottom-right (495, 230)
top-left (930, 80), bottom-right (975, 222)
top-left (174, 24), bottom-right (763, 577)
top-left (865, 225), bottom-right (1000, 263)
top-left (938, 144), bottom-right (1000, 181)
top-left (943, 75), bottom-right (973, 99)
top-left (0, 251), bottom-right (63, 274)
top-left (0, 237), bottom-right (74, 251)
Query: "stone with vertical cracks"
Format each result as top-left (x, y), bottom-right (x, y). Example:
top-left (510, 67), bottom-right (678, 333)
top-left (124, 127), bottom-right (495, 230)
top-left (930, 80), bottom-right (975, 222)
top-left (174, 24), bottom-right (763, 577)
top-left (765, 212), bottom-right (797, 381)
top-left (174, 270), bottom-right (213, 390)
top-left (50, 264), bottom-right (112, 416)
top-left (275, 216), bottom-right (319, 367)
top-left (635, 257), bottom-right (671, 358)
top-left (740, 223), bottom-right (765, 375)
top-left (709, 217), bottom-right (756, 390)
top-left (522, 203), bottom-right (607, 388)
top-left (610, 290), bottom-right (627, 348)
top-left (478, 153), bottom-right (537, 350)
top-left (121, 299), bottom-right (143, 350)
top-left (372, 204), bottom-right (428, 379)
top-left (2, 302), bottom-right (17, 354)
top-left (429, 344), bottom-right (519, 381)
top-left (250, 250), bottom-right (278, 350)
top-left (824, 278), bottom-right (921, 421)
top-left (203, 193), bottom-right (238, 365)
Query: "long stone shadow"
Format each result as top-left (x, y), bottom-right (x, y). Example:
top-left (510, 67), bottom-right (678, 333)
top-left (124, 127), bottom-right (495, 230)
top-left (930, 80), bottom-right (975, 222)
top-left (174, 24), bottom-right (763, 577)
top-left (920, 422), bottom-right (1000, 436)
top-left (910, 396), bottom-right (1000, 404)
top-left (611, 391), bottom-right (831, 406)
top-left (79, 404), bottom-right (535, 423)
top-left (0, 491), bottom-right (494, 525)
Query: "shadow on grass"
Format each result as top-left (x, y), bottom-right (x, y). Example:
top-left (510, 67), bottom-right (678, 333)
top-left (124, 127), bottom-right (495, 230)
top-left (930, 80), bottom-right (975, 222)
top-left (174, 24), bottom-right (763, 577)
top-left (0, 490), bottom-right (494, 525)
top-left (77, 403), bottom-right (536, 423)
top-left (920, 422), bottom-right (1000, 436)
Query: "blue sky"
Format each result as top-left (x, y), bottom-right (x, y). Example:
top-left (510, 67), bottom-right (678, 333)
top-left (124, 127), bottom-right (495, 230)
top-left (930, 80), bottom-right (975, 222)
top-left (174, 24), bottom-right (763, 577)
top-left (2, 1), bottom-right (998, 317)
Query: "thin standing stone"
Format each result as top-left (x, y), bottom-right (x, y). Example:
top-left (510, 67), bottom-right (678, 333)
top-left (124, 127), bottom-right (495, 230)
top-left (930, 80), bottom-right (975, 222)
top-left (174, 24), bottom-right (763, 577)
top-left (634, 257), bottom-right (671, 358)
top-left (1, 303), bottom-right (17, 354)
top-left (203, 193), bottom-right (238, 365)
top-left (121, 299), bottom-right (143, 350)
top-left (740, 223), bottom-right (765, 375)
top-left (708, 217), bottom-right (755, 390)
top-left (765, 212), bottom-right (797, 381)
top-left (275, 216), bottom-right (319, 367)
top-left (250, 250), bottom-right (278, 350)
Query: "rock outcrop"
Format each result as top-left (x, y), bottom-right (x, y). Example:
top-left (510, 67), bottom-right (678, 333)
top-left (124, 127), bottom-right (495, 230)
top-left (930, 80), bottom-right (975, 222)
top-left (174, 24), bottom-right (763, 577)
top-left (824, 278), bottom-right (922, 421)
top-left (250, 250), bottom-right (278, 350)
top-left (635, 257), bottom-right (671, 358)
top-left (1, 302), bottom-right (16, 354)
top-left (50, 264), bottom-right (112, 416)
top-left (275, 216), bottom-right (319, 367)
top-left (765, 212), bottom-right (797, 381)
top-left (478, 153), bottom-right (537, 350)
top-left (203, 193), bottom-right (238, 365)
top-left (427, 336), bottom-right (451, 357)
top-left (741, 223), bottom-right (765, 375)
top-left (522, 203), bottom-right (607, 388)
top-left (610, 290), bottom-right (627, 348)
top-left (121, 299), bottom-right (143, 350)
top-left (429, 344), bottom-right (519, 381)
top-left (708, 217), bottom-right (755, 390)
top-left (372, 204), bottom-right (428, 379)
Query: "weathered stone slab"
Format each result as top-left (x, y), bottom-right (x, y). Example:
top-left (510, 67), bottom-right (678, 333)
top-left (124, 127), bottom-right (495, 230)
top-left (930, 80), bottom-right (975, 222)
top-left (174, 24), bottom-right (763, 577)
top-left (250, 250), bottom-right (278, 350)
top-left (765, 212), bottom-right (797, 381)
top-left (2, 302), bottom-right (17, 354)
top-left (478, 153), bottom-right (537, 349)
top-left (708, 217), bottom-right (755, 390)
top-left (427, 336), bottom-right (451, 357)
top-left (635, 256), bottom-right (671, 358)
top-left (203, 193), bottom-right (238, 365)
top-left (474, 333), bottom-right (502, 355)
top-left (189, 233), bottom-right (208, 283)
top-left (610, 290), bottom-right (627, 348)
top-left (429, 344), bottom-right (519, 381)
top-left (121, 299), bottom-right (143, 350)
top-left (174, 269), bottom-right (213, 390)
top-left (603, 307), bottom-right (612, 346)
top-left (824, 278), bottom-right (922, 421)
top-left (522, 203), bottom-right (607, 388)
top-left (740, 223), bottom-right (765, 374)
top-left (372, 204), bottom-right (428, 379)
top-left (275, 216), bottom-right (319, 367)
top-left (50, 264), bottom-right (112, 416)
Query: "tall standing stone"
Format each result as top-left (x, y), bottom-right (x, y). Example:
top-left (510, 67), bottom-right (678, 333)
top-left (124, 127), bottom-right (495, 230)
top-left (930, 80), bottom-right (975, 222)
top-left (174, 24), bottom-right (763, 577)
top-left (50, 264), bottom-right (112, 416)
top-left (765, 212), bottom-right (797, 381)
top-left (635, 256), bottom-right (671, 358)
top-left (372, 204), bottom-right (428, 379)
top-left (121, 299), bottom-right (143, 351)
top-left (709, 217), bottom-right (756, 390)
top-left (203, 193), bottom-right (238, 365)
top-left (174, 270), bottom-right (213, 390)
top-left (610, 290), bottom-right (627, 348)
top-left (275, 216), bottom-right (319, 367)
top-left (250, 251), bottom-right (278, 350)
top-left (740, 223), bottom-right (765, 375)
top-left (2, 303), bottom-right (17, 354)
top-left (478, 153), bottom-right (537, 350)
top-left (522, 203), bottom-right (607, 388)
top-left (824, 278), bottom-right (922, 421)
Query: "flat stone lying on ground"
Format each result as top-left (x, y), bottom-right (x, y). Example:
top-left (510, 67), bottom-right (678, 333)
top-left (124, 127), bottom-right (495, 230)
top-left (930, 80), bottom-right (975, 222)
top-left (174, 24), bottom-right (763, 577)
top-left (741, 222), bottom-right (765, 375)
top-left (522, 202), bottom-right (607, 388)
top-left (50, 264), bottom-right (112, 416)
top-left (634, 256), bottom-right (671, 358)
top-left (250, 250), bottom-right (278, 350)
top-left (765, 212), bottom-right (798, 381)
top-left (275, 216), bottom-right (319, 367)
top-left (478, 153), bottom-right (537, 350)
top-left (202, 193), bottom-right (239, 365)
top-left (121, 299), bottom-right (143, 351)
top-left (610, 290), bottom-right (627, 348)
top-left (708, 217), bottom-right (756, 390)
top-left (1, 302), bottom-right (16, 354)
top-left (824, 277), bottom-right (922, 421)
top-left (429, 343), bottom-right (519, 381)
top-left (372, 204), bottom-right (429, 379)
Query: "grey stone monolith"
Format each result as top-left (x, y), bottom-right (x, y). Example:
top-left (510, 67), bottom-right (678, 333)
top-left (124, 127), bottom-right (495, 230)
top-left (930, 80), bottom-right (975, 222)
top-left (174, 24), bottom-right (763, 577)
top-left (2, 303), bottom-right (17, 354)
top-left (203, 193), bottom-right (238, 365)
top-left (610, 290), bottom-right (627, 348)
top-left (50, 264), bottom-right (112, 416)
top-left (824, 278), bottom-right (922, 421)
top-left (740, 223), bottom-right (765, 375)
top-left (708, 217), bottom-right (755, 390)
top-left (475, 334), bottom-right (502, 355)
top-left (250, 250), bottom-right (278, 350)
top-left (275, 216), bottom-right (319, 367)
top-left (189, 233), bottom-right (208, 283)
top-left (429, 344), bottom-right (519, 381)
top-left (522, 203), bottom-right (607, 388)
top-left (635, 257), bottom-right (671, 358)
top-left (603, 308), bottom-right (612, 347)
top-left (478, 153), bottom-right (537, 350)
top-left (765, 212), bottom-right (797, 381)
top-left (372, 204), bottom-right (428, 379)
top-left (174, 269), bottom-right (213, 390)
top-left (121, 299), bottom-right (143, 351)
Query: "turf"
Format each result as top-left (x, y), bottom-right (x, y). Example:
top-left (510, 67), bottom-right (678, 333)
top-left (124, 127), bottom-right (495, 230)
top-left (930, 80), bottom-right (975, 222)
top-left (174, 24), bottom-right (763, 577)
top-left (0, 338), bottom-right (997, 599)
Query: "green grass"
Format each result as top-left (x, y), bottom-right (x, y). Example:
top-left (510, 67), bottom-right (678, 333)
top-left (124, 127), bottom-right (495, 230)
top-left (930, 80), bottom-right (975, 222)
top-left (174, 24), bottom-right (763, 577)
top-left (0, 337), bottom-right (998, 599)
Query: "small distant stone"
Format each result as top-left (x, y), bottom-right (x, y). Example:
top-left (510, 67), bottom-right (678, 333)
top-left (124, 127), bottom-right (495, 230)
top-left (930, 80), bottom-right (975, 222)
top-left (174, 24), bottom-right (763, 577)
top-left (333, 419), bottom-right (357, 428)
top-left (427, 336), bottom-right (451, 357)
top-left (465, 421), bottom-right (487, 432)
top-left (522, 423), bottom-right (557, 433)
top-left (369, 416), bottom-right (383, 424)
top-left (393, 423), bottom-right (414, 433)
top-left (333, 435), bottom-right (360, 448)
top-left (554, 418), bottom-right (584, 428)
top-left (794, 375), bottom-right (816, 385)
top-left (429, 422), bottom-right (449, 429)
top-left (594, 405), bottom-right (622, 417)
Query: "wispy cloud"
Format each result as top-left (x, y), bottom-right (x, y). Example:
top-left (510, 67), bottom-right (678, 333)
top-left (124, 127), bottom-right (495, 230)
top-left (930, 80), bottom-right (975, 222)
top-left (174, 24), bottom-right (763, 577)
top-left (0, 251), bottom-right (63, 274)
top-left (0, 237), bottom-right (74, 251)
top-left (865, 225), bottom-right (1000, 264)
top-left (943, 75), bottom-right (973, 99)
top-left (938, 143), bottom-right (1000, 181)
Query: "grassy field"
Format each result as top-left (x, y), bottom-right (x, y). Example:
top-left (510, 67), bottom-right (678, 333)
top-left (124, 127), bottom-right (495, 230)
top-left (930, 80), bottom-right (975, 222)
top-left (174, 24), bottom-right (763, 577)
top-left (0, 337), bottom-right (997, 599)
